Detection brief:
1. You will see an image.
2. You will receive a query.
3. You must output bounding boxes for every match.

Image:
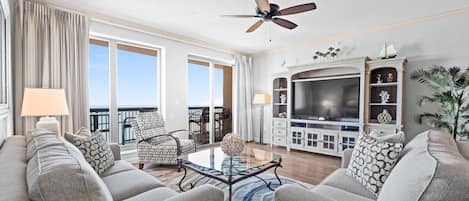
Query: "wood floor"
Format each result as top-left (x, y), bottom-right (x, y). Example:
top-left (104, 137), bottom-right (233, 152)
top-left (139, 142), bottom-right (341, 185)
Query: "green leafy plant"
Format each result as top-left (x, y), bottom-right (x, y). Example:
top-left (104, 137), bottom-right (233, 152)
top-left (411, 66), bottom-right (469, 139)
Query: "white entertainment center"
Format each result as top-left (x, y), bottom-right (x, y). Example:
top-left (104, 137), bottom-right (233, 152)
top-left (271, 57), bottom-right (406, 157)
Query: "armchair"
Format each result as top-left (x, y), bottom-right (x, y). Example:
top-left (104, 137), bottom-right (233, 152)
top-left (131, 111), bottom-right (196, 170)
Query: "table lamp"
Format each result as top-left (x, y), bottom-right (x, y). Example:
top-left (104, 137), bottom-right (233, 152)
top-left (21, 88), bottom-right (70, 135)
top-left (253, 93), bottom-right (271, 144)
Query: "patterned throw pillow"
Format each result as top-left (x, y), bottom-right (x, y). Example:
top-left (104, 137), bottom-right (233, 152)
top-left (65, 133), bottom-right (115, 175)
top-left (346, 134), bottom-right (403, 196)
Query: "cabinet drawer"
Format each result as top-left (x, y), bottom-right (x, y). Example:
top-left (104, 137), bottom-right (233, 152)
top-left (272, 119), bottom-right (287, 128)
top-left (273, 128), bottom-right (286, 136)
top-left (272, 135), bottom-right (286, 145)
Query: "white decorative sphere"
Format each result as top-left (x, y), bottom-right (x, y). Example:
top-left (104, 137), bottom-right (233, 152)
top-left (221, 133), bottom-right (245, 156)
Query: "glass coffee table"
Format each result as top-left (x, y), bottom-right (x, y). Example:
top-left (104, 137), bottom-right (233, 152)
top-left (178, 147), bottom-right (282, 201)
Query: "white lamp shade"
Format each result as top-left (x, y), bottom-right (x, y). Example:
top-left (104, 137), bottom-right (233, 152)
top-left (21, 88), bottom-right (70, 117)
top-left (253, 93), bottom-right (271, 105)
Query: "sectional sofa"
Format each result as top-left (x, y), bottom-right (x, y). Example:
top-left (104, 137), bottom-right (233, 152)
top-left (274, 130), bottom-right (469, 201)
top-left (0, 130), bottom-right (224, 201)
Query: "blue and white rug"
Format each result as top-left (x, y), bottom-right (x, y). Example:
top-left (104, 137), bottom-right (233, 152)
top-left (148, 169), bottom-right (313, 201)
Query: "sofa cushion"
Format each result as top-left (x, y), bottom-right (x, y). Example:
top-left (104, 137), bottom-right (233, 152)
top-left (346, 134), bottom-right (403, 196)
top-left (26, 130), bottom-right (62, 161)
top-left (378, 130), bottom-right (469, 201)
top-left (312, 185), bottom-right (375, 201)
top-left (27, 137), bottom-right (112, 201)
top-left (101, 160), bottom-right (136, 177)
top-left (65, 133), bottom-right (115, 175)
top-left (26, 128), bottom-right (56, 144)
top-left (124, 187), bottom-right (178, 201)
top-left (102, 169), bottom-right (165, 201)
top-left (321, 168), bottom-right (376, 200)
top-left (0, 136), bottom-right (29, 201)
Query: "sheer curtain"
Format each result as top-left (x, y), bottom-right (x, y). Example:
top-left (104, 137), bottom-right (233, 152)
top-left (234, 54), bottom-right (254, 141)
top-left (13, 0), bottom-right (89, 135)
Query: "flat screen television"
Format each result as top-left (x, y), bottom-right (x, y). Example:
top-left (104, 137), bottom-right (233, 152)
top-left (292, 76), bottom-right (360, 122)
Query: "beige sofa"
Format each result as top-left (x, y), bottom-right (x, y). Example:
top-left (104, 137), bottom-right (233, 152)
top-left (0, 131), bottom-right (224, 201)
top-left (274, 130), bottom-right (469, 201)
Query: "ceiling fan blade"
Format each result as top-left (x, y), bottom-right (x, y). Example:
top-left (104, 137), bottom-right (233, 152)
top-left (246, 20), bottom-right (264, 33)
top-left (222, 14), bottom-right (259, 18)
top-left (278, 3), bottom-right (316, 16)
top-left (255, 0), bottom-right (271, 13)
top-left (272, 18), bottom-right (298, 29)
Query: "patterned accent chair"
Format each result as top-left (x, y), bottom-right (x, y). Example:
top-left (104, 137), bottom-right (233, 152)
top-left (132, 111), bottom-right (196, 170)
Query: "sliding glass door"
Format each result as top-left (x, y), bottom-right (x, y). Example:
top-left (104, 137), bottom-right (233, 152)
top-left (88, 38), bottom-right (159, 144)
top-left (117, 43), bottom-right (158, 144)
top-left (187, 59), bottom-right (232, 146)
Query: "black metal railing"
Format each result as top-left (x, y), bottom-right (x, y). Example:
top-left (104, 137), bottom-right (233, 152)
top-left (89, 106), bottom-right (157, 144)
top-left (188, 106), bottom-right (232, 144)
top-left (89, 106), bottom-right (232, 145)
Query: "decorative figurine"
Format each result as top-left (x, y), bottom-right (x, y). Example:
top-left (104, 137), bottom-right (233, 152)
top-left (379, 42), bottom-right (397, 59)
top-left (280, 94), bottom-right (287, 104)
top-left (386, 73), bottom-right (394, 82)
top-left (376, 73), bottom-right (383, 84)
top-left (379, 90), bottom-right (390, 104)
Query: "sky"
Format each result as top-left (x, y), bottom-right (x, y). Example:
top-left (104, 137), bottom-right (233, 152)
top-left (89, 44), bottom-right (223, 108)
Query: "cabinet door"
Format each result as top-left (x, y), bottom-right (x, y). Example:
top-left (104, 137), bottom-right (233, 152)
top-left (321, 132), bottom-right (338, 152)
top-left (290, 128), bottom-right (304, 148)
top-left (305, 130), bottom-right (320, 150)
top-left (340, 133), bottom-right (357, 152)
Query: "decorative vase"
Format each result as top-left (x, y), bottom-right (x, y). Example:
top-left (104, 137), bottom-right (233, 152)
top-left (377, 109), bottom-right (392, 124)
top-left (376, 74), bottom-right (383, 84)
top-left (221, 133), bottom-right (245, 157)
top-left (280, 94), bottom-right (286, 104)
top-left (386, 73), bottom-right (394, 82)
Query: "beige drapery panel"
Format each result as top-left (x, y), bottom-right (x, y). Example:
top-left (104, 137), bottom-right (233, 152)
top-left (234, 54), bottom-right (254, 141)
top-left (13, 0), bottom-right (89, 135)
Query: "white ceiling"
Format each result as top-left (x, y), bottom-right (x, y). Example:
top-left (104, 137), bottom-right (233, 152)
top-left (45, 0), bottom-right (469, 54)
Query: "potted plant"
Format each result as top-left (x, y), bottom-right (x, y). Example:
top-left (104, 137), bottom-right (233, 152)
top-left (411, 66), bottom-right (469, 139)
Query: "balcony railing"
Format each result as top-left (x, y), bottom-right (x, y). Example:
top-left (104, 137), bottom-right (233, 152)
top-left (89, 106), bottom-right (232, 145)
top-left (89, 106), bottom-right (157, 144)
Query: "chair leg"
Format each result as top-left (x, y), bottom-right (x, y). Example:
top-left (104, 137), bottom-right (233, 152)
top-left (177, 159), bottom-right (182, 172)
top-left (138, 163), bottom-right (144, 169)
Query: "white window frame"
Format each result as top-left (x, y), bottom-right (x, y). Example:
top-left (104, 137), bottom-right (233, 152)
top-left (89, 35), bottom-right (161, 143)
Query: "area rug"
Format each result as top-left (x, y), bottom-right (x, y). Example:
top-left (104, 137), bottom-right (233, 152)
top-left (147, 169), bottom-right (314, 201)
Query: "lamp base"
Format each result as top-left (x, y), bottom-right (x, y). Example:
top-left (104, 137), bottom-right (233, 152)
top-left (36, 116), bottom-right (60, 135)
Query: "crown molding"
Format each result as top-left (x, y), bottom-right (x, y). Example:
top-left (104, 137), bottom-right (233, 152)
top-left (41, 1), bottom-right (249, 56)
top-left (253, 6), bottom-right (469, 55)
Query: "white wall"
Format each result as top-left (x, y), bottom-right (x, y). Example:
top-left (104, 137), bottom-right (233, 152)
top-left (90, 21), bottom-right (234, 131)
top-left (252, 13), bottom-right (469, 143)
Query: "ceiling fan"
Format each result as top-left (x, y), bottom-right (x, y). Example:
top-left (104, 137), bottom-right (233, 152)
top-left (223, 0), bottom-right (317, 33)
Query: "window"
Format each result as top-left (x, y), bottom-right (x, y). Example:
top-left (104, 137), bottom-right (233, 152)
top-left (88, 38), bottom-right (159, 144)
top-left (89, 39), bottom-right (110, 140)
top-left (187, 59), bottom-right (232, 145)
top-left (117, 43), bottom-right (158, 144)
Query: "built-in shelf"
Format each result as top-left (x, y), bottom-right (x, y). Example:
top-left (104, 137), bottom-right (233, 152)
top-left (370, 103), bottom-right (397, 106)
top-left (370, 82), bottom-right (397, 87)
top-left (368, 121), bottom-right (397, 126)
top-left (274, 103), bottom-right (288, 106)
top-left (273, 88), bottom-right (288, 91)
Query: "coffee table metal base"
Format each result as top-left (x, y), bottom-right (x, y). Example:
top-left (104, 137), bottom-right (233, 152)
top-left (178, 158), bottom-right (282, 201)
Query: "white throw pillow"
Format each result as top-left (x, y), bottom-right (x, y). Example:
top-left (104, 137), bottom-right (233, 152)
top-left (346, 134), bottom-right (403, 196)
